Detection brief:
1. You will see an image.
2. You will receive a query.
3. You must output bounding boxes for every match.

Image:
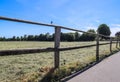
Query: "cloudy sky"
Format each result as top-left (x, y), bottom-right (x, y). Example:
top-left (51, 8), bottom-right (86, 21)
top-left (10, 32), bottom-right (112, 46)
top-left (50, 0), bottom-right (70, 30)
top-left (0, 0), bottom-right (120, 37)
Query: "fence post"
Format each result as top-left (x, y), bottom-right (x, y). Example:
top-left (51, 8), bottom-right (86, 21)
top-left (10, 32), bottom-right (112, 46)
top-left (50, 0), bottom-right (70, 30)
top-left (110, 37), bottom-right (112, 52)
top-left (54, 27), bottom-right (61, 68)
top-left (96, 33), bottom-right (99, 62)
top-left (118, 38), bottom-right (120, 47)
top-left (116, 37), bottom-right (118, 48)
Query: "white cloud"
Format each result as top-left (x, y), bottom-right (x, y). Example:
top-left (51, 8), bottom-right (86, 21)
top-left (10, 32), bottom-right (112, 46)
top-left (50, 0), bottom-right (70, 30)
top-left (111, 24), bottom-right (120, 27)
top-left (95, 20), bottom-right (100, 23)
top-left (110, 24), bottom-right (120, 36)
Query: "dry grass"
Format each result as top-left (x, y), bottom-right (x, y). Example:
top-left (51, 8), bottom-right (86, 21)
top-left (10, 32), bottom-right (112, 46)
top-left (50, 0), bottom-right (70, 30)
top-left (0, 41), bottom-right (118, 82)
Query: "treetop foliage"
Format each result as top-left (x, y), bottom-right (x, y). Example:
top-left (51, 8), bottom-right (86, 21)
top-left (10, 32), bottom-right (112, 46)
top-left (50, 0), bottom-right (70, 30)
top-left (97, 24), bottom-right (111, 36)
top-left (115, 31), bottom-right (120, 37)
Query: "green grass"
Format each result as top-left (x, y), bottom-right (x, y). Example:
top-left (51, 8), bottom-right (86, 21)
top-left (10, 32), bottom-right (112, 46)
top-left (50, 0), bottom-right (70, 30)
top-left (0, 41), bottom-right (119, 82)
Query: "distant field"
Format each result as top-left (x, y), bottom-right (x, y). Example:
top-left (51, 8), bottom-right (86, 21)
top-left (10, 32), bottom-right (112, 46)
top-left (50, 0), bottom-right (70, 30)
top-left (0, 41), bottom-right (118, 82)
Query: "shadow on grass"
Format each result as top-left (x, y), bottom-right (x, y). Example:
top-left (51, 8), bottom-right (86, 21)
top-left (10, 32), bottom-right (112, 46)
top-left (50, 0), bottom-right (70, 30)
top-left (39, 68), bottom-right (56, 82)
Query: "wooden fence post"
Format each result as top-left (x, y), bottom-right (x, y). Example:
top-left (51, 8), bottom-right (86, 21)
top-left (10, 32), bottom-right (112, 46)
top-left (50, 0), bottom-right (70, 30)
top-left (110, 37), bottom-right (112, 52)
top-left (119, 38), bottom-right (120, 47)
top-left (116, 37), bottom-right (118, 48)
top-left (54, 27), bottom-right (61, 68)
top-left (96, 33), bottom-right (99, 62)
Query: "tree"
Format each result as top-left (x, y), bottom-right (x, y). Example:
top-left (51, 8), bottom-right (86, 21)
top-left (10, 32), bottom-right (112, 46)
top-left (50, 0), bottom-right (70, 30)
top-left (97, 24), bottom-right (111, 39)
top-left (0, 37), bottom-right (6, 41)
top-left (27, 35), bottom-right (34, 41)
top-left (115, 31), bottom-right (120, 37)
top-left (115, 31), bottom-right (120, 41)
top-left (12, 36), bottom-right (16, 41)
top-left (16, 37), bottom-right (20, 41)
top-left (79, 29), bottom-right (96, 41)
top-left (60, 32), bottom-right (75, 41)
top-left (45, 33), bottom-right (51, 41)
top-left (87, 29), bottom-right (96, 41)
top-left (75, 32), bottom-right (80, 41)
top-left (60, 32), bottom-right (67, 41)
top-left (23, 35), bottom-right (27, 41)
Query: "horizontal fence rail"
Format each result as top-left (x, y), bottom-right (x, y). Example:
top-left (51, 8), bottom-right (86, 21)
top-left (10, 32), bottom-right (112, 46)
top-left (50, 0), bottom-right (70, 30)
top-left (59, 42), bottom-right (116, 51)
top-left (0, 48), bottom-right (54, 56)
top-left (0, 16), bottom-right (112, 38)
top-left (0, 16), bottom-right (119, 68)
top-left (0, 42), bottom-right (116, 56)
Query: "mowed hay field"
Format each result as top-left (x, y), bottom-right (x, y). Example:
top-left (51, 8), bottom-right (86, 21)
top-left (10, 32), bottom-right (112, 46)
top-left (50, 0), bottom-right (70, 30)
top-left (0, 41), bottom-right (118, 82)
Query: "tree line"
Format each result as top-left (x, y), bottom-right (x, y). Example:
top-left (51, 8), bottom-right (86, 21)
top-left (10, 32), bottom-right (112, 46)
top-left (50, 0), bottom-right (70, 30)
top-left (0, 24), bottom-right (115, 41)
top-left (0, 29), bottom-right (96, 41)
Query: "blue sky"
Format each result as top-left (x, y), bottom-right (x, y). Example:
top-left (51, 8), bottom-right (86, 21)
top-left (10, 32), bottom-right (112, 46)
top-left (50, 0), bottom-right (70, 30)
top-left (0, 0), bottom-right (120, 37)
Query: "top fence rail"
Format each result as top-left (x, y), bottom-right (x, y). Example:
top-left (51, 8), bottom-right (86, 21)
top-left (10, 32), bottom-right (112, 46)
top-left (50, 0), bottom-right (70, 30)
top-left (0, 16), bottom-right (112, 38)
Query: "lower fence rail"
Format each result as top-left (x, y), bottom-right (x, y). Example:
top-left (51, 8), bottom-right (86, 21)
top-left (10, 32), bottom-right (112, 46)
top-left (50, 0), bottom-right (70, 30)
top-left (0, 42), bottom-right (116, 56)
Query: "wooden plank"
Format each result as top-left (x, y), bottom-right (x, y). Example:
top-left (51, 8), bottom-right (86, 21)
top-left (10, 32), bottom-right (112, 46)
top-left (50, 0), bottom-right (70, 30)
top-left (0, 16), bottom-right (113, 38)
top-left (54, 27), bottom-right (61, 68)
top-left (0, 48), bottom-right (54, 56)
top-left (0, 42), bottom-right (116, 56)
top-left (59, 43), bottom-right (112, 51)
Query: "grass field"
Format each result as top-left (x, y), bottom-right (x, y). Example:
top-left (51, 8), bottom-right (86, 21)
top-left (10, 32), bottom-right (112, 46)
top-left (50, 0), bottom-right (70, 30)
top-left (0, 41), bottom-right (118, 82)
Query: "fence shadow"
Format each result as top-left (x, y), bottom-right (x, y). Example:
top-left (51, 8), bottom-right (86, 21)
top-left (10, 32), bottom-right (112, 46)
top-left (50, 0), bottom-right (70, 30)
top-left (39, 68), bottom-right (56, 82)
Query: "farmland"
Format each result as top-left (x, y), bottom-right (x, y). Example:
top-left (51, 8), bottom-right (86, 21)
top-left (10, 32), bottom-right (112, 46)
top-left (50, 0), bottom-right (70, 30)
top-left (0, 41), bottom-right (118, 82)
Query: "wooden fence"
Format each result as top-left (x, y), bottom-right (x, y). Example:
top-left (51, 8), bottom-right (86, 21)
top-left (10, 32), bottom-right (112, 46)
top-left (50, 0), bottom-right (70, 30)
top-left (0, 16), bottom-right (119, 68)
